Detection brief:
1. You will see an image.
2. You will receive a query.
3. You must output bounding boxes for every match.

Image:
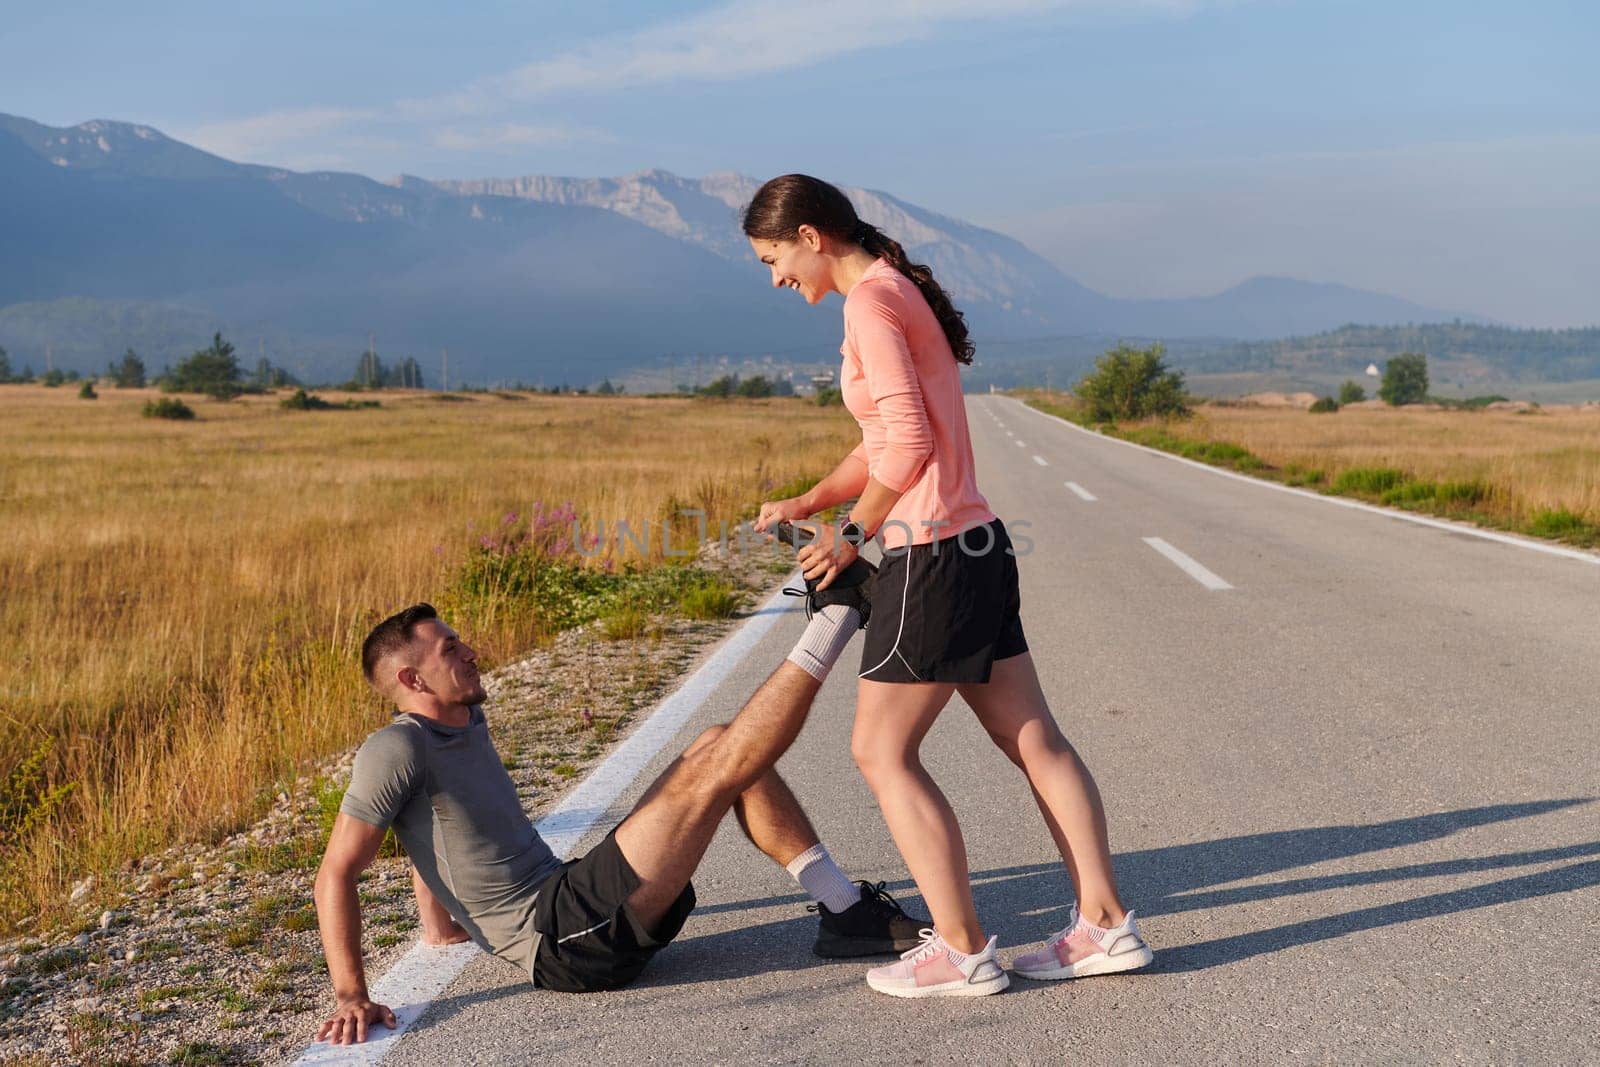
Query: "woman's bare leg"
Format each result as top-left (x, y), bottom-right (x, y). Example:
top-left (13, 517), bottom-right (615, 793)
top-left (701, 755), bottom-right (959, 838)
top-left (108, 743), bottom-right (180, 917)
top-left (851, 678), bottom-right (989, 953)
top-left (957, 652), bottom-right (1127, 926)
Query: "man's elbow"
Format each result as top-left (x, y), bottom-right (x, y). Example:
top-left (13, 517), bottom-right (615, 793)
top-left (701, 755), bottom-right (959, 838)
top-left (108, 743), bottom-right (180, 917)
top-left (313, 858), bottom-right (356, 907)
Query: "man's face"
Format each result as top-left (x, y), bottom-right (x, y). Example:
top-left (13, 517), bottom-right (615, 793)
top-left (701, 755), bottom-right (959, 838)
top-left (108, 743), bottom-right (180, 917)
top-left (405, 620), bottom-right (486, 706)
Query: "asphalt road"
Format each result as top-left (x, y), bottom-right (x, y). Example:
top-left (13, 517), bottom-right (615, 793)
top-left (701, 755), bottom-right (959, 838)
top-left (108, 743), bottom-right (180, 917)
top-left (375, 395), bottom-right (1600, 1065)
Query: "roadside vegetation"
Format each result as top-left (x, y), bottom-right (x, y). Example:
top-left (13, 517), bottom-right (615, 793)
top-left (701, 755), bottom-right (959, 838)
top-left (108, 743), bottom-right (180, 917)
top-left (0, 385), bottom-right (857, 929)
top-left (1021, 384), bottom-right (1600, 549)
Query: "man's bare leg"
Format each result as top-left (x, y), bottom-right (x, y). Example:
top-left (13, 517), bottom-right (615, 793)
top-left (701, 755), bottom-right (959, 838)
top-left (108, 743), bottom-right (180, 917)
top-left (614, 661), bottom-right (823, 928)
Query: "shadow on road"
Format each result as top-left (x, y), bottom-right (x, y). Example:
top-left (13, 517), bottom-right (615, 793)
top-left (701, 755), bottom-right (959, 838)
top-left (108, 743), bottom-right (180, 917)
top-left (405, 797), bottom-right (1597, 1028)
top-left (657, 797), bottom-right (1599, 984)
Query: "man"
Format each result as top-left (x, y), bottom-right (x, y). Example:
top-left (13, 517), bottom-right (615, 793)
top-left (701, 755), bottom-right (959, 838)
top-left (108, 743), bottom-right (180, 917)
top-left (314, 554), bottom-right (923, 1044)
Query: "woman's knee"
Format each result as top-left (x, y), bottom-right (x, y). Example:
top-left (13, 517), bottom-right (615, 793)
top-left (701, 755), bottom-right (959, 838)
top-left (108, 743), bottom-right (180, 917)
top-left (984, 728), bottom-right (1027, 768)
top-left (851, 733), bottom-right (919, 786)
top-left (1013, 721), bottom-right (1076, 770)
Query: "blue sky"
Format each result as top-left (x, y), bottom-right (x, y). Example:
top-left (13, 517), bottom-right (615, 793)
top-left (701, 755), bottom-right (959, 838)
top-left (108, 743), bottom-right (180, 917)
top-left (4, 0), bottom-right (1596, 326)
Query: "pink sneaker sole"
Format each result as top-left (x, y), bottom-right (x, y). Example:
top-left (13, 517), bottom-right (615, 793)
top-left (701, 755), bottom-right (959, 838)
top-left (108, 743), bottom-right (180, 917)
top-left (1014, 943), bottom-right (1153, 981)
top-left (866, 969), bottom-right (1011, 998)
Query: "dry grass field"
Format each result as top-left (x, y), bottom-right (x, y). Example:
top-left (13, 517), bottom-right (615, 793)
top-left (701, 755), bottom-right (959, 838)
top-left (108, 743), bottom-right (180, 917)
top-left (1024, 390), bottom-right (1600, 542)
top-left (0, 385), bottom-right (859, 928)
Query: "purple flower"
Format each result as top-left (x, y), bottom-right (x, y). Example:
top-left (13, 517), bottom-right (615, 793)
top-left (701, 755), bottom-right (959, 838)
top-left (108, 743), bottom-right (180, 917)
top-left (503, 511), bottom-right (519, 527)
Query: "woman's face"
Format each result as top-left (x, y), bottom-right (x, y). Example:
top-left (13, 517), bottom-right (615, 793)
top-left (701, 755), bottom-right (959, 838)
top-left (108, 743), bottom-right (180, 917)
top-left (749, 230), bottom-right (831, 305)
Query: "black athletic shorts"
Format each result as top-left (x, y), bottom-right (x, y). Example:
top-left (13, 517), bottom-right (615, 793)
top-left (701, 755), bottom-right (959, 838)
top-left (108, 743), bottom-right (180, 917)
top-left (859, 517), bottom-right (1029, 684)
top-left (530, 828), bottom-right (695, 993)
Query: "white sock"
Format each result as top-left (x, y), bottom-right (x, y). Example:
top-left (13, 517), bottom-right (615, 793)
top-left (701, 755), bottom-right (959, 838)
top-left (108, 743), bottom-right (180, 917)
top-left (785, 604), bottom-right (862, 681)
top-left (785, 843), bottom-right (861, 914)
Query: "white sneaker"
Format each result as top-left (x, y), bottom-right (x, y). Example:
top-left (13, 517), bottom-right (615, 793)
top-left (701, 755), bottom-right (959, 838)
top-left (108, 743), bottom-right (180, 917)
top-left (1012, 907), bottom-right (1153, 980)
top-left (864, 928), bottom-right (1010, 999)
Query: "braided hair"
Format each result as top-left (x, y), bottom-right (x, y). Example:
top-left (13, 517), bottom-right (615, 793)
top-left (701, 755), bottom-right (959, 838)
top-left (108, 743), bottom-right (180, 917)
top-left (742, 174), bottom-right (975, 364)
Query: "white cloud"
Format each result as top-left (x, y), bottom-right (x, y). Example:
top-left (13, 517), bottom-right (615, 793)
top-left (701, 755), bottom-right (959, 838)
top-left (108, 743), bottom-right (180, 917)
top-left (175, 106), bottom-right (377, 163)
top-left (169, 1), bottom-right (1220, 162)
top-left (401, 0), bottom-right (1207, 119)
top-left (433, 123), bottom-right (616, 153)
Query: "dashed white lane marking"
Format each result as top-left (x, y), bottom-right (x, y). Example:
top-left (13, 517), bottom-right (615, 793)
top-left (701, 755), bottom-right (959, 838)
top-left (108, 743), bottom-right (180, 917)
top-left (1012, 397), bottom-right (1600, 569)
top-left (1032, 455), bottom-right (1049, 467)
top-left (292, 579), bottom-right (803, 1066)
top-left (1142, 537), bottom-right (1234, 591)
top-left (1065, 481), bottom-right (1097, 501)
top-left (1015, 440), bottom-right (1027, 448)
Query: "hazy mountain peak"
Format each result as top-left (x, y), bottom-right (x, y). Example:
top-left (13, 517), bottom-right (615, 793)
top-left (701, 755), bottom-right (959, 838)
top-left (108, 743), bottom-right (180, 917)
top-left (0, 112), bottom-right (241, 180)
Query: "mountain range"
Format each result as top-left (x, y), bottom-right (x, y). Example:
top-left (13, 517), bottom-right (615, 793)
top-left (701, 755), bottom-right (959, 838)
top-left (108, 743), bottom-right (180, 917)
top-left (0, 112), bottom-right (1481, 384)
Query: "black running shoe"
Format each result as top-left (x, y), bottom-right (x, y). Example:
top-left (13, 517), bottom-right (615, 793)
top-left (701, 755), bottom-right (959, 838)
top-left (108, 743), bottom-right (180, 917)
top-left (811, 881), bottom-right (931, 958)
top-left (776, 521), bottom-right (876, 628)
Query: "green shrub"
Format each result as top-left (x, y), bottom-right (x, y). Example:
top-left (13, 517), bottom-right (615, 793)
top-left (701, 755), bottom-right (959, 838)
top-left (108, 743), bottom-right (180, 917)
top-left (1380, 480), bottom-right (1489, 508)
top-left (143, 397), bottom-right (196, 420)
top-left (77, 379), bottom-right (98, 399)
top-left (1338, 380), bottom-right (1367, 405)
top-left (280, 908), bottom-right (317, 933)
top-left (280, 388), bottom-right (332, 411)
top-left (1283, 464), bottom-right (1325, 487)
top-left (600, 606), bottom-right (650, 641)
top-left (1331, 467), bottom-right (1406, 495)
top-left (1074, 342), bottom-right (1189, 421)
top-left (164, 333), bottom-right (243, 400)
top-left (168, 1041), bottom-right (236, 1065)
top-left (1, 737), bottom-right (76, 846)
top-left (814, 387), bottom-right (842, 407)
top-left (1525, 507), bottom-right (1589, 539)
top-left (221, 922), bottom-right (261, 949)
top-left (1308, 396), bottom-right (1339, 413)
top-left (1379, 353), bottom-right (1429, 406)
top-left (678, 580), bottom-right (742, 620)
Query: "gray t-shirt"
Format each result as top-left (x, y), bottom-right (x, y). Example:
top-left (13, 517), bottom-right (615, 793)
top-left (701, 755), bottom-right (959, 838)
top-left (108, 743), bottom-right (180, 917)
top-left (340, 707), bottom-right (563, 972)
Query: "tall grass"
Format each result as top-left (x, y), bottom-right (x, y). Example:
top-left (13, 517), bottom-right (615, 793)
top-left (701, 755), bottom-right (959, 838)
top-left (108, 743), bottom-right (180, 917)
top-left (0, 386), bottom-right (859, 927)
top-left (1023, 390), bottom-right (1600, 544)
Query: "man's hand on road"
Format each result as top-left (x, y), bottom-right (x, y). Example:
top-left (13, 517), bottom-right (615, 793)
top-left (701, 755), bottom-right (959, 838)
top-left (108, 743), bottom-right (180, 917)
top-left (315, 998), bottom-right (397, 1045)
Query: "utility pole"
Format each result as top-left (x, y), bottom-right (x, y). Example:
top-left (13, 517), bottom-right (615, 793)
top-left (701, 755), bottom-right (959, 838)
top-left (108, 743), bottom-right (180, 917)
top-left (46, 345), bottom-right (53, 374)
top-left (441, 348), bottom-right (448, 392)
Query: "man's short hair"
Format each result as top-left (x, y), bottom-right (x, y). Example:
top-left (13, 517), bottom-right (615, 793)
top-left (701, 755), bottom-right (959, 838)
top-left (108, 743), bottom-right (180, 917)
top-left (361, 603), bottom-right (440, 685)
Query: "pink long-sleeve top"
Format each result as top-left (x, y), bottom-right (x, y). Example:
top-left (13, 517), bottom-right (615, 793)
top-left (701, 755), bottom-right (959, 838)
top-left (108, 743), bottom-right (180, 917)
top-left (840, 258), bottom-right (994, 550)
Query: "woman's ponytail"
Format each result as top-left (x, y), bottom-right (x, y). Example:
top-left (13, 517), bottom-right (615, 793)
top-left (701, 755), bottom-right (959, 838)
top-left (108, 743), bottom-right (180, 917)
top-left (853, 221), bottom-right (975, 365)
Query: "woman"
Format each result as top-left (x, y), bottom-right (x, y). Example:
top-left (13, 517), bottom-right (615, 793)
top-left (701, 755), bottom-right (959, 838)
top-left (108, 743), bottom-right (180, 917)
top-left (748, 174), bottom-right (1152, 998)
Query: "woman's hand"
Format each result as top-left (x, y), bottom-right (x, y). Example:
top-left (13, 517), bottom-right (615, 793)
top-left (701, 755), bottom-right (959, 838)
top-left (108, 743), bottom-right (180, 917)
top-left (797, 523), bottom-right (860, 591)
top-left (755, 496), bottom-right (811, 533)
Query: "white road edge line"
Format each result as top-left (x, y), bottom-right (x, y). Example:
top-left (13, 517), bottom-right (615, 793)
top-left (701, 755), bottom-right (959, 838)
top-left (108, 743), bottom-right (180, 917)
top-left (1032, 455), bottom-right (1049, 467)
top-left (291, 578), bottom-right (802, 1067)
top-left (1065, 481), bottom-right (1097, 501)
top-left (1143, 537), bottom-right (1234, 590)
top-left (1009, 398), bottom-right (1600, 568)
top-left (1015, 440), bottom-right (1027, 448)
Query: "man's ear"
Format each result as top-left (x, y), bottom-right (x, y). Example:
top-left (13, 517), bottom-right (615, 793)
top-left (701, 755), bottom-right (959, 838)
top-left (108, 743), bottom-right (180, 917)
top-left (397, 666), bottom-right (422, 693)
